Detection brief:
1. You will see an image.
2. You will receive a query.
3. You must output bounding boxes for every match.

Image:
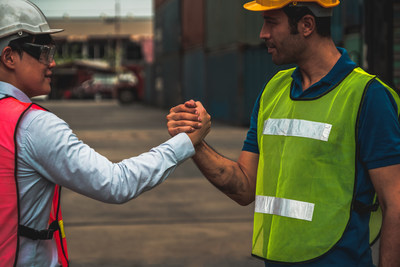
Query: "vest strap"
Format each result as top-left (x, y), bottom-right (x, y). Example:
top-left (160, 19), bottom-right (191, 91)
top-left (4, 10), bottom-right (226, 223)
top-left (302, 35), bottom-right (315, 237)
top-left (18, 220), bottom-right (59, 240)
top-left (352, 200), bottom-right (379, 214)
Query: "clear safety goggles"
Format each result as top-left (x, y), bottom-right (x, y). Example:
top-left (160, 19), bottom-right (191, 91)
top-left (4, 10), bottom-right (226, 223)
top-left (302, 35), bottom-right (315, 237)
top-left (21, 43), bottom-right (56, 65)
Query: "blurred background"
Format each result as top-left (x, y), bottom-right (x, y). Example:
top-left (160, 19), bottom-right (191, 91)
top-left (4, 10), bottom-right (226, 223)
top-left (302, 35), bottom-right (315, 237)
top-left (31, 0), bottom-right (400, 126)
top-left (24, 1), bottom-right (396, 265)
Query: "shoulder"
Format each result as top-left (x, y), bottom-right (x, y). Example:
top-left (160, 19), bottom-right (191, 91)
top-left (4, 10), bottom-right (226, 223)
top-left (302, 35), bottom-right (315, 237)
top-left (364, 79), bottom-right (399, 112)
top-left (17, 108), bottom-right (73, 150)
top-left (20, 108), bottom-right (68, 132)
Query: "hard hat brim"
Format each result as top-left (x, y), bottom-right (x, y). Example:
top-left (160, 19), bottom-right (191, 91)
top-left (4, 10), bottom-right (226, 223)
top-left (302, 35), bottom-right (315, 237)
top-left (243, 0), bottom-right (340, 11)
top-left (243, 1), bottom-right (287, 11)
top-left (46, 29), bottom-right (64, 35)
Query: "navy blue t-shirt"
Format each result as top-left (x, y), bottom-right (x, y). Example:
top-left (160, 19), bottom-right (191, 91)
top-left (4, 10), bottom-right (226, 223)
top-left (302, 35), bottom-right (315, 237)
top-left (243, 48), bottom-right (400, 266)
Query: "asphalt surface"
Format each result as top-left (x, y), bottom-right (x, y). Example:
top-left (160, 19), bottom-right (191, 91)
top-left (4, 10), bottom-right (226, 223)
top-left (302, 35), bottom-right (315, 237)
top-left (40, 100), bottom-right (263, 267)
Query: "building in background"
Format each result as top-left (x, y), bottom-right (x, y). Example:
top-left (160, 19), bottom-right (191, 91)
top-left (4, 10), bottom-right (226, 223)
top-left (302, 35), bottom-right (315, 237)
top-left (45, 6), bottom-right (153, 103)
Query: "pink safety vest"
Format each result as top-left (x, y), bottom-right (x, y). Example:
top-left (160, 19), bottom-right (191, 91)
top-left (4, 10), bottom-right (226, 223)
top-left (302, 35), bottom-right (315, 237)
top-left (0, 97), bottom-right (69, 267)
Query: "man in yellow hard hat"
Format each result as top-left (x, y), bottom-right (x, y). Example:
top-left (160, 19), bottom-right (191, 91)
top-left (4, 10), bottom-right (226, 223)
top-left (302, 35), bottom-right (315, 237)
top-left (167, 0), bottom-right (400, 266)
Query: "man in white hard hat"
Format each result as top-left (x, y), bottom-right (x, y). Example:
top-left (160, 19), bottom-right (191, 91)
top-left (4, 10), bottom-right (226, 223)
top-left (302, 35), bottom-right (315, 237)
top-left (167, 0), bottom-right (400, 266)
top-left (0, 1), bottom-right (210, 266)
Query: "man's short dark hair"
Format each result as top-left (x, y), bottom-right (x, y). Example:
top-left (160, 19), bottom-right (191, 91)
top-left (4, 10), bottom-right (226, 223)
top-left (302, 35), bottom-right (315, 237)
top-left (282, 5), bottom-right (331, 37)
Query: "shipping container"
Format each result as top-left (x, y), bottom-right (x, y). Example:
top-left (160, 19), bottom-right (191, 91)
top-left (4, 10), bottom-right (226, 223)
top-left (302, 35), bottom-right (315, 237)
top-left (205, 45), bottom-right (292, 125)
top-left (205, 0), bottom-right (263, 49)
top-left (154, 0), bottom-right (168, 9)
top-left (342, 0), bottom-right (362, 30)
top-left (242, 45), bottom-right (292, 124)
top-left (331, 5), bottom-right (343, 45)
top-left (155, 52), bottom-right (183, 109)
top-left (154, 7), bottom-right (163, 57)
top-left (206, 46), bottom-right (241, 124)
top-left (343, 33), bottom-right (363, 66)
top-left (154, 0), bottom-right (181, 57)
top-left (182, 48), bottom-right (206, 103)
top-left (182, 0), bottom-right (205, 50)
top-left (144, 63), bottom-right (155, 105)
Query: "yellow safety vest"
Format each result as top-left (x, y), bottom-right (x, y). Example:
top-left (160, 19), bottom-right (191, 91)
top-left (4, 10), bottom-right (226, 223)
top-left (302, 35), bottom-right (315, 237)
top-left (253, 67), bottom-right (400, 263)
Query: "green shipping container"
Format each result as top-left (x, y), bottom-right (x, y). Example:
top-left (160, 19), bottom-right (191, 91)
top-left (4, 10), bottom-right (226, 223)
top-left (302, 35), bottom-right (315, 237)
top-left (205, 0), bottom-right (263, 49)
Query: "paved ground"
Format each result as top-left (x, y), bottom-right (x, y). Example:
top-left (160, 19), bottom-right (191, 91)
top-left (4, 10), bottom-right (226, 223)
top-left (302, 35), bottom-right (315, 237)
top-left (40, 100), bottom-right (263, 267)
top-left (39, 99), bottom-right (381, 266)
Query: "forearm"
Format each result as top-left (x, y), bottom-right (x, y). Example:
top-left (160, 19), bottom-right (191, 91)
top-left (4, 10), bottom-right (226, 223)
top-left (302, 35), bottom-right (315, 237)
top-left (192, 141), bottom-right (255, 205)
top-left (23, 112), bottom-right (195, 203)
top-left (378, 207), bottom-right (400, 267)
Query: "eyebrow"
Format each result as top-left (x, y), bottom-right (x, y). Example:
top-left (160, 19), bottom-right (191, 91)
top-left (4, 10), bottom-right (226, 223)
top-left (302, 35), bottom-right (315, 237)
top-left (263, 15), bottom-right (279, 22)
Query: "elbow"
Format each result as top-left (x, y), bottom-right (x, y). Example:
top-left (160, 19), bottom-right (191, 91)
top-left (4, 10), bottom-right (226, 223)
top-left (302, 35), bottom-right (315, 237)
top-left (108, 197), bottom-right (131, 205)
top-left (236, 200), bottom-right (252, 206)
top-left (231, 194), bottom-right (255, 206)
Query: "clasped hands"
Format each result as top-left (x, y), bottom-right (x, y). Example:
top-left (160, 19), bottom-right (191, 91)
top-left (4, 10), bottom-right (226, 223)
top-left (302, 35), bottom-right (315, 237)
top-left (166, 100), bottom-right (211, 146)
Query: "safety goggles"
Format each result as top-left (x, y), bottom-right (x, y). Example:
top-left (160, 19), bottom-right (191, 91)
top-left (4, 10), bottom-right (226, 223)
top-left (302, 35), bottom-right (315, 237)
top-left (21, 43), bottom-right (56, 65)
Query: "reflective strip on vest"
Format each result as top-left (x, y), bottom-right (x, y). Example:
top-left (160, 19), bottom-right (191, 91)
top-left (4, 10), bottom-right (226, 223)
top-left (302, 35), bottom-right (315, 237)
top-left (255, 195), bottom-right (315, 221)
top-left (263, 118), bottom-right (332, 142)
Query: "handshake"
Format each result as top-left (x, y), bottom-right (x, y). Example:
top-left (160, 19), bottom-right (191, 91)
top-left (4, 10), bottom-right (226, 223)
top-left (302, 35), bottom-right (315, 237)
top-left (166, 100), bottom-right (211, 147)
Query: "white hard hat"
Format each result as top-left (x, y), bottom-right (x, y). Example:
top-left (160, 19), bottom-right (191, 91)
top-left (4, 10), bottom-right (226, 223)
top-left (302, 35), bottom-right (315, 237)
top-left (0, 0), bottom-right (63, 52)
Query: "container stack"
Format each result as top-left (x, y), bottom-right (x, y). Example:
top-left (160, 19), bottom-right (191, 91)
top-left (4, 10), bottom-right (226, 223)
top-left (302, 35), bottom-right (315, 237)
top-left (340, 1), bottom-right (363, 66)
top-left (152, 0), bottom-right (183, 108)
top-left (152, 0), bottom-right (295, 125)
top-left (152, 0), bottom-right (356, 125)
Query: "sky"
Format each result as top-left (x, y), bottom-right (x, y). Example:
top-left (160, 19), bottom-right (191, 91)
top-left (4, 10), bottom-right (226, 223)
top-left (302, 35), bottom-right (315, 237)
top-left (30, 0), bottom-right (153, 18)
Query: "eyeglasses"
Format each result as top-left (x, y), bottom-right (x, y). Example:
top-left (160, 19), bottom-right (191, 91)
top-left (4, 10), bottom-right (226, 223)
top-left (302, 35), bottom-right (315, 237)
top-left (21, 43), bottom-right (56, 65)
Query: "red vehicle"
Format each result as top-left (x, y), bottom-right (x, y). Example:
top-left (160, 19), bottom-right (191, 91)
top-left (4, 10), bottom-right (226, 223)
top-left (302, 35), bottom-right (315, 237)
top-left (72, 72), bottom-right (139, 104)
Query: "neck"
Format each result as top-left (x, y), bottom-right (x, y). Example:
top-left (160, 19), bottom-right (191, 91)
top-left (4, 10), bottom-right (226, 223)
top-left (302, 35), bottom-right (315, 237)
top-left (0, 68), bottom-right (18, 90)
top-left (297, 38), bottom-right (341, 91)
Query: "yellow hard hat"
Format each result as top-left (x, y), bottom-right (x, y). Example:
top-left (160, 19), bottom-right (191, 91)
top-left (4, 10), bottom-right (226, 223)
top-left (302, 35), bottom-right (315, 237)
top-left (243, 0), bottom-right (340, 12)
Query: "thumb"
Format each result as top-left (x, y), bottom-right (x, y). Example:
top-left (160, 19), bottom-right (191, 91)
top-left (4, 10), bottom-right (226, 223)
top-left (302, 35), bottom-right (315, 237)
top-left (184, 99), bottom-right (197, 108)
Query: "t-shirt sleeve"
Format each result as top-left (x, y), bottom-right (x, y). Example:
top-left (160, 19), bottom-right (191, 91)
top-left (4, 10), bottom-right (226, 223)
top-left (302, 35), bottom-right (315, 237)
top-left (358, 79), bottom-right (400, 169)
top-left (242, 90), bottom-right (263, 154)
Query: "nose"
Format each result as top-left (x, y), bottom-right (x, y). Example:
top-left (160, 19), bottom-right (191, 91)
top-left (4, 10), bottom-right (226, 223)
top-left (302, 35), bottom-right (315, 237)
top-left (259, 21), bottom-right (270, 40)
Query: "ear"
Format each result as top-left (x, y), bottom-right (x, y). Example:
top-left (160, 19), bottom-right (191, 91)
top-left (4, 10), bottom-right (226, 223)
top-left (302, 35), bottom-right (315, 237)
top-left (1, 47), bottom-right (19, 69)
top-left (299, 14), bottom-right (316, 37)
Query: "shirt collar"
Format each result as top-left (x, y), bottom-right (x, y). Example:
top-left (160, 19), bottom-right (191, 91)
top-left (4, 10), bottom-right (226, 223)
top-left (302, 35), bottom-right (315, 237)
top-left (0, 81), bottom-right (32, 103)
top-left (291, 47), bottom-right (357, 98)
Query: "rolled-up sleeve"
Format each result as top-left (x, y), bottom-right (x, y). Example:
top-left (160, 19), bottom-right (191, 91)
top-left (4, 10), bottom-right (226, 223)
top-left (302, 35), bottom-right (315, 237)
top-left (18, 110), bottom-right (195, 203)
